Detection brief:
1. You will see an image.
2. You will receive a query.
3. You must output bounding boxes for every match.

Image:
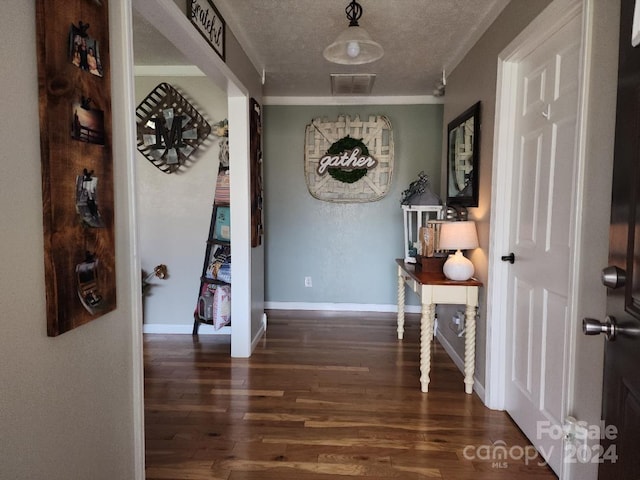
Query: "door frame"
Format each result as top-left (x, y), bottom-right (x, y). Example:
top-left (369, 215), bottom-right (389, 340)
top-left (485, 0), bottom-right (587, 414)
top-left (124, 0), bottom-right (257, 477)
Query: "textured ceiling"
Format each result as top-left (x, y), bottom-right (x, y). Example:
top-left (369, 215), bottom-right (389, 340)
top-left (133, 0), bottom-right (509, 97)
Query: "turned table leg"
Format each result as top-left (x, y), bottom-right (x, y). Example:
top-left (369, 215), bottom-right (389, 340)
top-left (396, 266), bottom-right (405, 340)
top-left (420, 302), bottom-right (435, 393)
top-left (464, 304), bottom-right (476, 394)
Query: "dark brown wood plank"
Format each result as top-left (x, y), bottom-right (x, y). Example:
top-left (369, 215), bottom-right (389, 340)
top-left (36, 0), bottom-right (116, 335)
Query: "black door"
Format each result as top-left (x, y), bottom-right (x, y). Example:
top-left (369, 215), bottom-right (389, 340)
top-left (586, 0), bottom-right (640, 477)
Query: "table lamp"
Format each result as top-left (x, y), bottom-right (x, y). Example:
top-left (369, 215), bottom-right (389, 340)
top-left (438, 221), bottom-right (479, 281)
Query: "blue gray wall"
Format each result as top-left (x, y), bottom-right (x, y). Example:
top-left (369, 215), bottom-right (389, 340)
top-left (263, 104), bottom-right (443, 308)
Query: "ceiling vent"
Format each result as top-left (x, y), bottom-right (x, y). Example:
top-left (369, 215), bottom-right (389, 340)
top-left (330, 73), bottom-right (376, 95)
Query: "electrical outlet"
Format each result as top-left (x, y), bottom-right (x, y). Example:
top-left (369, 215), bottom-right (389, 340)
top-left (304, 276), bottom-right (312, 287)
top-left (452, 311), bottom-right (465, 336)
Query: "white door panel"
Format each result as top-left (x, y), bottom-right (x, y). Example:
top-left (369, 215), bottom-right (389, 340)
top-left (505, 13), bottom-right (581, 476)
top-left (516, 132), bottom-right (544, 246)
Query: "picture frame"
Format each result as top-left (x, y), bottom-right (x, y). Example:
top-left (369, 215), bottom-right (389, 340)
top-left (213, 206), bottom-right (231, 241)
top-left (71, 96), bottom-right (105, 145)
top-left (446, 101), bottom-right (480, 207)
top-left (68, 22), bottom-right (104, 77)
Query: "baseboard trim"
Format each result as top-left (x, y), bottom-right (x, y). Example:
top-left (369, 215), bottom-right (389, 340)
top-left (265, 301), bottom-right (421, 314)
top-left (251, 317), bottom-right (266, 352)
top-left (435, 329), bottom-right (485, 402)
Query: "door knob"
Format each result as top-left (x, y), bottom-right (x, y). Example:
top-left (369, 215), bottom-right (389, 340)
top-left (583, 316), bottom-right (618, 341)
top-left (601, 266), bottom-right (626, 289)
top-left (500, 252), bottom-right (516, 263)
top-left (501, 253), bottom-right (515, 264)
top-left (583, 316), bottom-right (640, 341)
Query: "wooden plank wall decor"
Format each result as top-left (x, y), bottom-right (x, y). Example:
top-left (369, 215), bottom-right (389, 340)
top-left (36, 0), bottom-right (116, 336)
top-left (250, 98), bottom-right (263, 247)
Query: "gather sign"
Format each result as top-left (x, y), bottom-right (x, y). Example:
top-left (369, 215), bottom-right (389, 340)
top-left (316, 147), bottom-right (378, 176)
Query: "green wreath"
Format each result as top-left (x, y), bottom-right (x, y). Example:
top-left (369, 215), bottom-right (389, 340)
top-left (326, 136), bottom-right (370, 184)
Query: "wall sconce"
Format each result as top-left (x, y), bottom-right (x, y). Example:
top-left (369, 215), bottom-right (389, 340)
top-left (438, 221), bottom-right (479, 281)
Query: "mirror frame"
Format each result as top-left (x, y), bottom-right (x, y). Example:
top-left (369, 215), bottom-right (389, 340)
top-left (446, 101), bottom-right (480, 207)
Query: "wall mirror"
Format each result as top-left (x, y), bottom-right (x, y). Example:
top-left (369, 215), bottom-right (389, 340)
top-left (446, 101), bottom-right (480, 207)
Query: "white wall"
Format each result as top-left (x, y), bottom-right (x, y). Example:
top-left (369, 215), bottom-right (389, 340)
top-left (135, 75), bottom-right (228, 329)
top-left (0, 1), bottom-right (142, 478)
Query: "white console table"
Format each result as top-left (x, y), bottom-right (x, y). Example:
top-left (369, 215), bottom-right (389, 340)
top-left (396, 259), bottom-right (481, 394)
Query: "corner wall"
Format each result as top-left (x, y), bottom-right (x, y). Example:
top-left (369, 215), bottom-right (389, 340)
top-left (0, 1), bottom-right (141, 478)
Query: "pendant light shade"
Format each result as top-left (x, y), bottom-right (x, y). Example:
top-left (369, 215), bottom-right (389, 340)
top-left (323, 0), bottom-right (383, 65)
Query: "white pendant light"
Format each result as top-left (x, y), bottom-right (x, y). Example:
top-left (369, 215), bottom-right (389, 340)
top-left (323, 0), bottom-right (383, 65)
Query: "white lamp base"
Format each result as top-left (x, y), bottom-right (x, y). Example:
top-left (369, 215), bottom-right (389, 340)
top-left (443, 250), bottom-right (474, 281)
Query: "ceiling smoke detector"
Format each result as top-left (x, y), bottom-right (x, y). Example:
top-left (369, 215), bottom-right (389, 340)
top-left (330, 73), bottom-right (377, 95)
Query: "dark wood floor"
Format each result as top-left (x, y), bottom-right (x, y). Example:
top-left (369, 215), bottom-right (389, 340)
top-left (144, 312), bottom-right (557, 479)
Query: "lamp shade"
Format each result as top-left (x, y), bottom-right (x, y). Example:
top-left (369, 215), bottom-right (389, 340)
top-left (323, 26), bottom-right (384, 65)
top-left (439, 221), bottom-right (479, 281)
top-left (438, 221), bottom-right (479, 251)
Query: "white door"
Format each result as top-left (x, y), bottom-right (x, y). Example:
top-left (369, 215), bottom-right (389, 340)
top-left (503, 12), bottom-right (582, 477)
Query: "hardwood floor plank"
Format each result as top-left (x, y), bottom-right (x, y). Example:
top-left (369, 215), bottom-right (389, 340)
top-left (214, 458), bottom-right (442, 478)
top-left (208, 388), bottom-right (285, 397)
top-left (144, 313), bottom-right (556, 480)
top-left (145, 404), bottom-right (228, 414)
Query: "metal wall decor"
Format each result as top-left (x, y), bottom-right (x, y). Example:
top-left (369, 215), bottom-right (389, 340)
top-left (304, 115), bottom-right (394, 203)
top-left (136, 83), bottom-right (212, 174)
top-left (36, 0), bottom-right (116, 336)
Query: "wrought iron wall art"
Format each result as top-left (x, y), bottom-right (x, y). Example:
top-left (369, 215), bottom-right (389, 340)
top-left (135, 83), bottom-right (211, 174)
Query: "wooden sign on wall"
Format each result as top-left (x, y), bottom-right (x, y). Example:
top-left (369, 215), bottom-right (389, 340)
top-left (304, 115), bottom-right (394, 203)
top-left (187, 0), bottom-right (226, 61)
top-left (250, 98), bottom-right (263, 247)
top-left (36, 0), bottom-right (116, 336)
